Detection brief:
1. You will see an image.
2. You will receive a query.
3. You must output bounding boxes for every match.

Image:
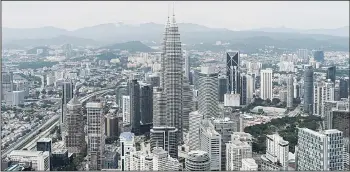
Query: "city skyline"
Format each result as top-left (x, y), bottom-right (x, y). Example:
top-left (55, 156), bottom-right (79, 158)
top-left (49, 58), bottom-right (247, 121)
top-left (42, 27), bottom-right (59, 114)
top-left (3, 1), bottom-right (349, 30)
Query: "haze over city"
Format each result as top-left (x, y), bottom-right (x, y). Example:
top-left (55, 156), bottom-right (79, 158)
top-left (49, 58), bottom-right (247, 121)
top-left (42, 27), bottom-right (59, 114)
top-left (3, 1), bottom-right (349, 30)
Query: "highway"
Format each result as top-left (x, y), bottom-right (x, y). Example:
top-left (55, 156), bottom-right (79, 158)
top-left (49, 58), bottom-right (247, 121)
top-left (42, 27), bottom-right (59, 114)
top-left (1, 88), bottom-right (115, 159)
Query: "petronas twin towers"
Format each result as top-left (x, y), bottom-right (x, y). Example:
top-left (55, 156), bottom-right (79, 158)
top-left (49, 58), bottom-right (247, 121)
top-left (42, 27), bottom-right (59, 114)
top-left (151, 11), bottom-right (185, 157)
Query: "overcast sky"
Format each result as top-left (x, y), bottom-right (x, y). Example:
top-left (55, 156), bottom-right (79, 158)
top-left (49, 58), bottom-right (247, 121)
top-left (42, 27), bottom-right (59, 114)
top-left (2, 1), bottom-right (349, 31)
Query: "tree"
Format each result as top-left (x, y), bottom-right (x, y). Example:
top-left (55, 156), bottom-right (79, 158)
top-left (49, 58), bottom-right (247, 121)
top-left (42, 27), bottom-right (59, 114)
top-left (272, 98), bottom-right (281, 105)
top-left (41, 89), bottom-right (47, 94)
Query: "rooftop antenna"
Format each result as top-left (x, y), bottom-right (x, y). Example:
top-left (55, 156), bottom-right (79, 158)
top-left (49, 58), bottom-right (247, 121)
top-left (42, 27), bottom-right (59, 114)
top-left (172, 2), bottom-right (175, 16)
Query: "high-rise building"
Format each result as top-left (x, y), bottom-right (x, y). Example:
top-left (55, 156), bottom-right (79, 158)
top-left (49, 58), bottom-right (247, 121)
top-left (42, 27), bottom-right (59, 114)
top-left (86, 102), bottom-right (105, 170)
top-left (226, 51), bottom-right (240, 94)
top-left (246, 74), bottom-right (255, 104)
top-left (188, 111), bottom-right (202, 151)
top-left (334, 80), bottom-right (341, 101)
top-left (36, 138), bottom-right (52, 154)
top-left (324, 100), bottom-right (350, 138)
top-left (218, 75), bottom-right (227, 102)
top-left (297, 128), bottom-right (344, 171)
top-left (140, 83), bottom-right (153, 125)
top-left (182, 81), bottom-right (193, 131)
top-left (1, 71), bottom-right (14, 102)
top-left (8, 150), bottom-right (50, 171)
top-left (240, 74), bottom-right (247, 105)
top-left (340, 78), bottom-right (349, 98)
top-left (297, 49), bottom-right (309, 63)
top-left (260, 134), bottom-right (289, 171)
top-left (199, 119), bottom-right (222, 171)
top-left (130, 79), bottom-right (141, 134)
top-left (313, 50), bottom-right (324, 62)
top-left (327, 66), bottom-right (336, 83)
top-left (120, 132), bottom-right (136, 171)
top-left (105, 114), bottom-right (119, 139)
top-left (185, 150), bottom-right (211, 171)
top-left (64, 96), bottom-right (85, 154)
top-left (198, 66), bottom-right (219, 118)
top-left (226, 138), bottom-right (252, 171)
top-left (303, 65), bottom-right (314, 114)
top-left (241, 158), bottom-right (258, 171)
top-left (152, 147), bottom-right (179, 171)
top-left (146, 73), bottom-right (160, 88)
top-left (150, 126), bottom-right (178, 159)
top-left (184, 51), bottom-right (191, 81)
top-left (152, 87), bottom-right (167, 127)
top-left (313, 80), bottom-right (334, 116)
top-left (122, 96), bottom-right (131, 125)
top-left (287, 74), bottom-right (294, 109)
top-left (260, 68), bottom-right (273, 100)
top-left (61, 81), bottom-right (73, 133)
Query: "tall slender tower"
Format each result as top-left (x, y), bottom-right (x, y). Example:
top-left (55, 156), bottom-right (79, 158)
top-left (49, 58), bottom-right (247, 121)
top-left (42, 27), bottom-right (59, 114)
top-left (164, 11), bottom-right (184, 141)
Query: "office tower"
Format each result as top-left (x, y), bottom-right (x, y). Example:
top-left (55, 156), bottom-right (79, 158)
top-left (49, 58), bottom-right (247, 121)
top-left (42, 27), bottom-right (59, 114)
top-left (241, 158), bottom-right (258, 171)
top-left (226, 137), bottom-right (252, 171)
top-left (303, 65), bottom-right (314, 114)
top-left (120, 132), bottom-right (136, 171)
top-left (182, 81), bottom-right (193, 131)
top-left (246, 74), bottom-right (254, 104)
top-left (287, 75), bottom-right (294, 109)
top-left (218, 75), bottom-right (228, 102)
top-left (86, 102), bottom-right (105, 170)
top-left (12, 90), bottom-right (25, 106)
top-left (122, 96), bottom-right (131, 125)
top-left (150, 126), bottom-right (178, 159)
top-left (8, 150), bottom-right (50, 171)
top-left (226, 51), bottom-right (240, 94)
top-left (152, 147), bottom-right (179, 171)
top-left (212, 118), bottom-right (237, 170)
top-left (260, 134), bottom-right (289, 171)
top-left (160, 16), bottom-right (170, 89)
top-left (313, 50), bottom-right (324, 62)
top-left (198, 66), bottom-right (219, 118)
top-left (61, 81), bottom-right (73, 133)
top-left (334, 80), bottom-right (341, 101)
top-left (247, 62), bottom-right (262, 76)
top-left (105, 114), bottom-right (119, 139)
top-left (140, 83), bottom-right (153, 125)
top-left (184, 51), bottom-right (191, 80)
top-left (297, 49), bottom-right (309, 63)
top-left (340, 78), bottom-right (349, 98)
top-left (297, 128), bottom-right (344, 171)
top-left (146, 73), bottom-right (160, 87)
top-left (293, 82), bottom-right (300, 99)
top-left (188, 111), bottom-right (202, 151)
top-left (130, 79), bottom-right (141, 134)
top-left (185, 150), bottom-right (211, 171)
top-left (313, 80), bottom-right (334, 116)
top-left (327, 66), bottom-right (336, 83)
top-left (324, 100), bottom-right (350, 137)
top-left (64, 96), bottom-right (85, 154)
top-left (240, 74), bottom-right (247, 105)
top-left (36, 138), bottom-right (52, 153)
top-left (199, 119), bottom-right (222, 171)
top-left (260, 68), bottom-right (273, 100)
top-left (1, 71), bottom-right (14, 99)
top-left (152, 87), bottom-right (167, 127)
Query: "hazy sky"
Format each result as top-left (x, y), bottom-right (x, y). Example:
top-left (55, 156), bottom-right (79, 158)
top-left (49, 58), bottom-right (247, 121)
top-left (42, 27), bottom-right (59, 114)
top-left (3, 1), bottom-right (349, 31)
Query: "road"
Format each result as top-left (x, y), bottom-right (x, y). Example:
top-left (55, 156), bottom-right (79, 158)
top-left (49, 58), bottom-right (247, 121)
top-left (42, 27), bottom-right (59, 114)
top-left (2, 88), bottom-right (115, 159)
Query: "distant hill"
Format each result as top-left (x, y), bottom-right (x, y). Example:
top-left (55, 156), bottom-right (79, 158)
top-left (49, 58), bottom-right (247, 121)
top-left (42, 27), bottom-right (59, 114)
top-left (26, 46), bottom-right (53, 55)
top-left (102, 41), bottom-right (155, 52)
top-left (250, 26), bottom-right (349, 37)
top-left (3, 35), bottom-right (99, 48)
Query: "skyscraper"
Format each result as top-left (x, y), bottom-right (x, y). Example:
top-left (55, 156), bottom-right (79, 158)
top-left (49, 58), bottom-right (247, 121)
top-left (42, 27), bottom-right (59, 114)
top-left (64, 96), bottom-right (85, 154)
top-left (184, 50), bottom-right (191, 81)
top-left (226, 51), bottom-right (240, 94)
top-left (150, 126), bottom-right (178, 159)
top-left (86, 102), bottom-right (105, 170)
top-left (140, 83), bottom-right (153, 125)
top-left (303, 65), bottom-right (314, 114)
top-left (61, 81), bottom-right (73, 134)
top-left (188, 111), bottom-right (202, 151)
top-left (313, 50), bottom-right (324, 62)
top-left (130, 79), bottom-right (141, 134)
top-left (313, 80), bottom-right (334, 116)
top-left (152, 87), bottom-right (167, 127)
top-left (198, 66), bottom-right (219, 118)
top-left (297, 128), bottom-right (344, 171)
top-left (339, 78), bottom-right (349, 98)
top-left (182, 80), bottom-right (193, 131)
top-left (240, 74), bottom-right (247, 105)
top-left (327, 66), bottom-right (336, 83)
top-left (185, 150), bottom-right (211, 171)
top-left (260, 68), bottom-right (273, 100)
top-left (122, 95), bottom-right (131, 125)
top-left (246, 74), bottom-right (254, 104)
top-left (218, 75), bottom-right (227, 102)
top-left (1, 71), bottom-right (13, 102)
top-left (287, 74), bottom-right (294, 109)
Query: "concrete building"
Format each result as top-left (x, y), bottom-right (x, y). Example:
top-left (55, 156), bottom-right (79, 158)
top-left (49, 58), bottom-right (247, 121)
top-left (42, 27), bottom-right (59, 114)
top-left (12, 90), bottom-right (25, 106)
top-left (130, 79), bottom-right (141, 134)
top-left (313, 79), bottom-right (334, 116)
top-left (61, 81), bottom-right (73, 134)
top-left (240, 74), bottom-right (248, 105)
top-left (140, 83), bottom-right (153, 125)
top-left (152, 147), bottom-right (179, 171)
top-left (105, 114), bottom-right (119, 139)
top-left (36, 138), bottom-right (52, 154)
top-left (260, 134), bottom-right (289, 171)
top-left (218, 75), bottom-right (228, 103)
top-left (287, 75), bottom-right (294, 109)
top-left (260, 68), bottom-right (273, 100)
top-left (327, 66), bottom-right (336, 83)
top-left (64, 96), bottom-right (86, 154)
top-left (8, 150), bottom-right (50, 171)
top-left (246, 73), bottom-right (255, 104)
top-left (185, 150), bottom-right (211, 171)
top-left (120, 132), bottom-right (135, 171)
top-left (182, 80), bottom-right (194, 131)
top-left (86, 102), bottom-right (105, 170)
top-left (303, 65), bottom-right (314, 114)
top-left (152, 87), bottom-right (167, 127)
top-left (226, 137), bottom-right (252, 171)
top-left (122, 96), bottom-right (131, 125)
top-left (150, 126), bottom-right (178, 159)
top-left (241, 158), bottom-right (258, 171)
top-left (297, 128), bottom-right (344, 171)
top-left (199, 119), bottom-right (221, 171)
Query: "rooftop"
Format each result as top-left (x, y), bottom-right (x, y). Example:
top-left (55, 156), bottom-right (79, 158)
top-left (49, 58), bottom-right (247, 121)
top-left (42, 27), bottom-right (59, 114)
top-left (38, 138), bottom-right (52, 143)
top-left (120, 132), bottom-right (134, 141)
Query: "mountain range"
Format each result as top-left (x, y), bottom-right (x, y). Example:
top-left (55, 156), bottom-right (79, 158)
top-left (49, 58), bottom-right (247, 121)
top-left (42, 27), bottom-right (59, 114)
top-left (2, 23), bottom-right (349, 51)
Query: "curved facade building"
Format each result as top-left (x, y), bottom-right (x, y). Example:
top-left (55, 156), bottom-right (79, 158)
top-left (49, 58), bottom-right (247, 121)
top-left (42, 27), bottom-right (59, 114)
top-left (185, 150), bottom-right (211, 171)
top-left (303, 65), bottom-right (314, 114)
top-left (198, 66), bottom-right (219, 118)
